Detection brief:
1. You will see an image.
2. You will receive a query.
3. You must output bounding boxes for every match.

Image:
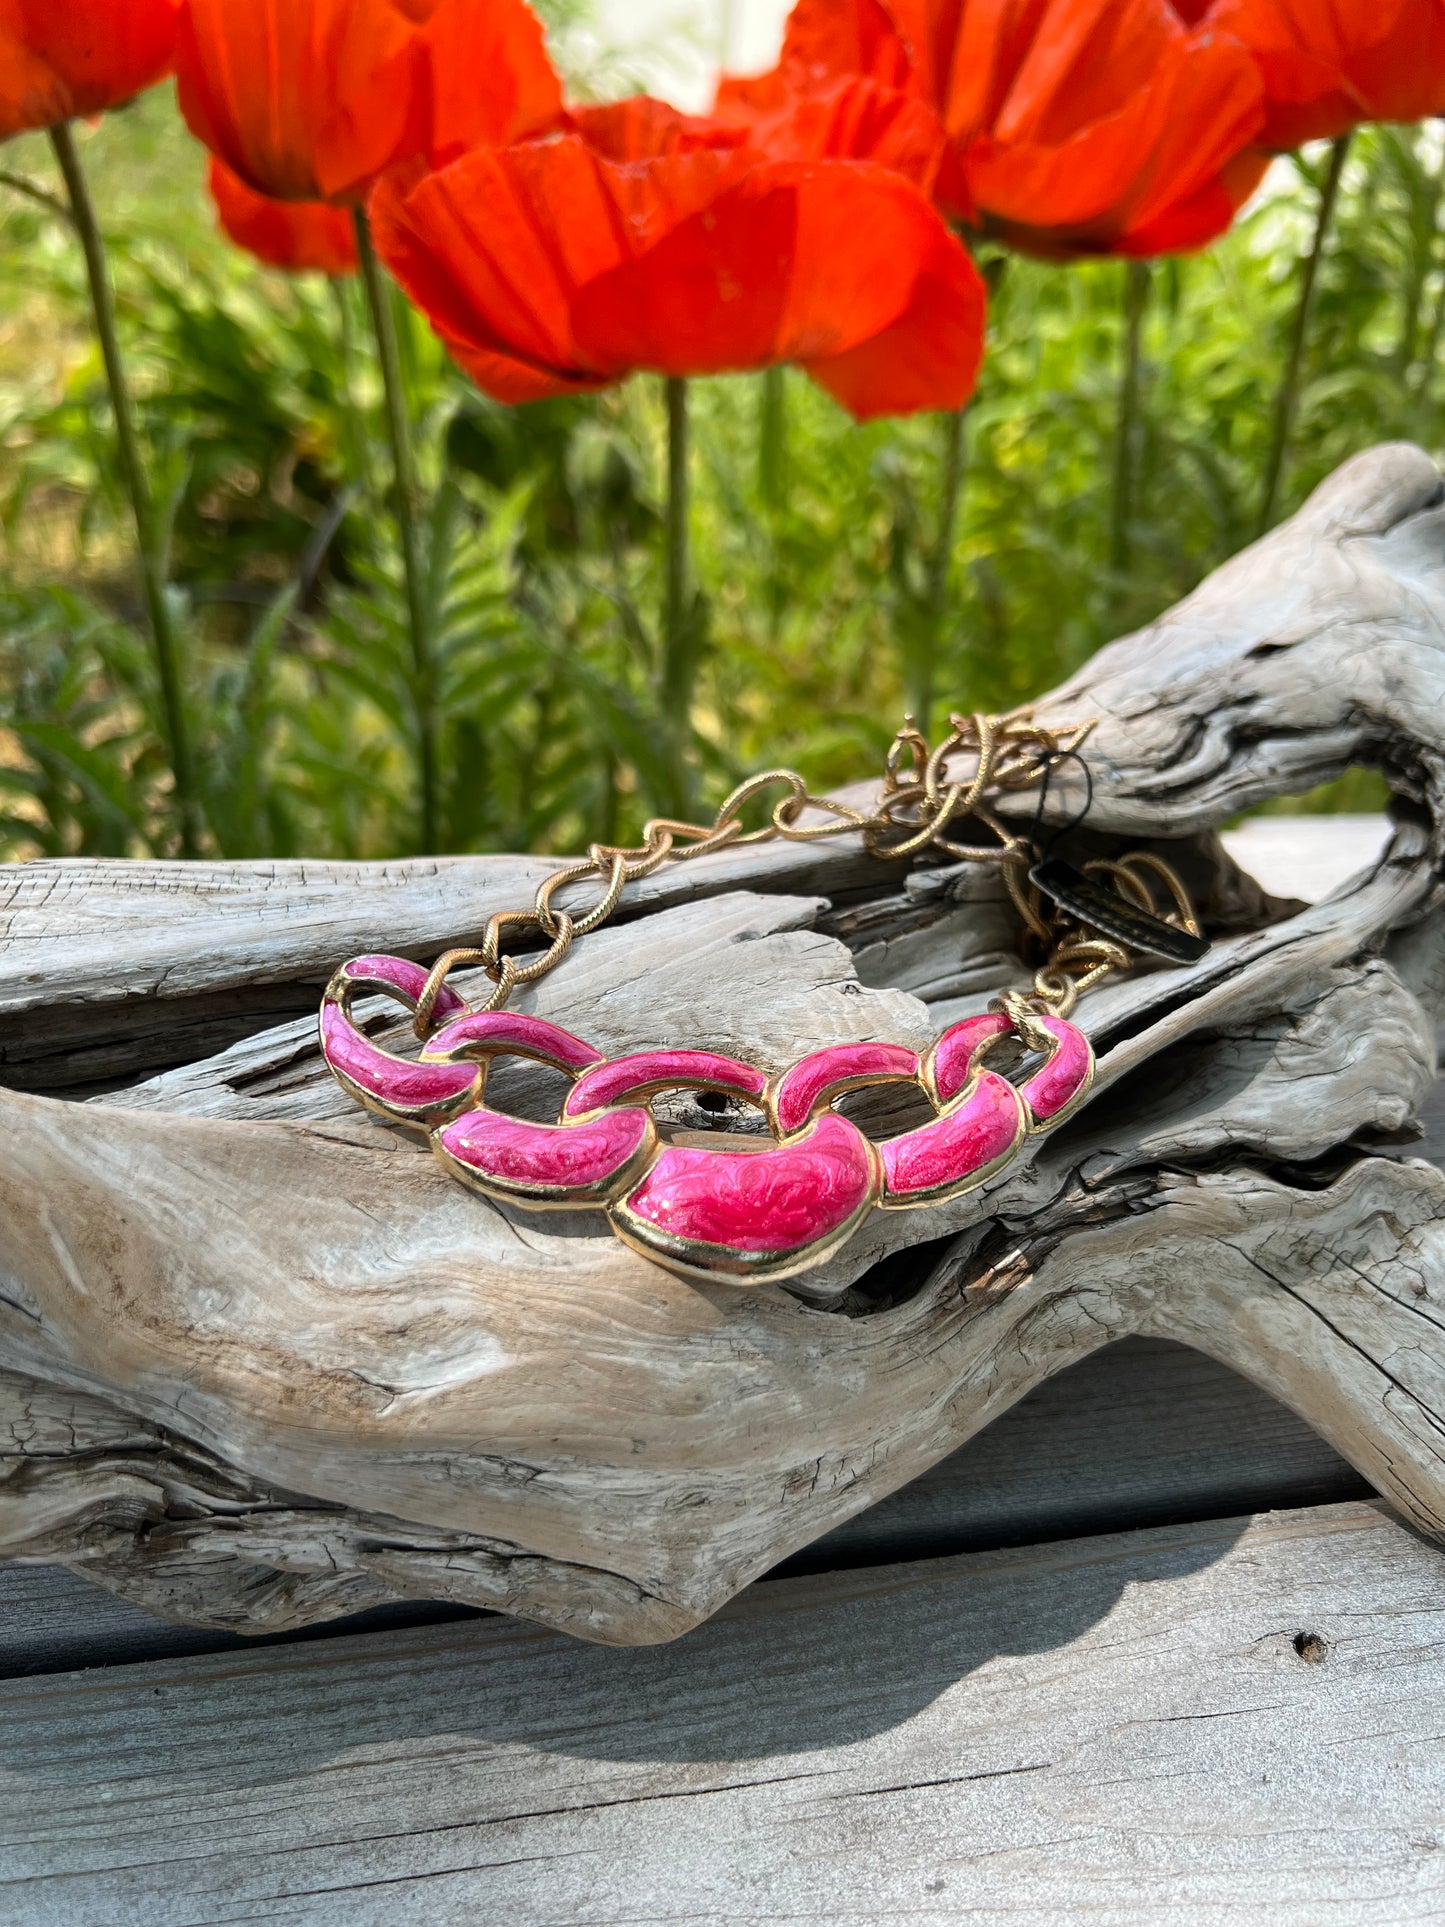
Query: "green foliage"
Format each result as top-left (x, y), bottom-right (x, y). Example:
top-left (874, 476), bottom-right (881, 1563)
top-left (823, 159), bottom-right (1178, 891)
top-left (1, 95), bottom-right (1440, 863)
top-left (0, 584), bottom-right (152, 853)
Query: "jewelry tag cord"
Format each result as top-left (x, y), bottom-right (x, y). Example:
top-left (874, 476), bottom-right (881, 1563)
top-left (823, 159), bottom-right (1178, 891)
top-left (1025, 747), bottom-right (1211, 966)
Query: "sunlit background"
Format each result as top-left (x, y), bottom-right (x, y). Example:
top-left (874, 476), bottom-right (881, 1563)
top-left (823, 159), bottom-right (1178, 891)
top-left (591, 0), bottom-right (787, 107)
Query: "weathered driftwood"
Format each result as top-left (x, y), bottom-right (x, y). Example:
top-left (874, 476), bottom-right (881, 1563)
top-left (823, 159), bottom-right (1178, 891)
top-left (2, 442), bottom-right (1444, 1645)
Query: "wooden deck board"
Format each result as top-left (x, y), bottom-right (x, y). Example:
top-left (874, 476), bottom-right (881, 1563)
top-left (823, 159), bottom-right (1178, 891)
top-left (2, 1500), bottom-right (1441, 1926)
top-left (0, 1337), bottom-right (1367, 1679)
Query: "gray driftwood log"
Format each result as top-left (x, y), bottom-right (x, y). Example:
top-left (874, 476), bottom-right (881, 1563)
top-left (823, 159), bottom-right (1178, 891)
top-left (2, 443), bottom-right (1444, 1646)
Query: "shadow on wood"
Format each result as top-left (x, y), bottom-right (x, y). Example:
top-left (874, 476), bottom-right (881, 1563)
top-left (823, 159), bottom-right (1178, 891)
top-left (3, 1504), bottom-right (1443, 1927)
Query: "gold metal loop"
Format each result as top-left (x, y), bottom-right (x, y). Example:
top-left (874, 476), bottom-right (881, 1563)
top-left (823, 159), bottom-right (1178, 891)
top-left (509, 910), bottom-right (575, 984)
top-left (481, 909), bottom-right (540, 973)
top-left (535, 853), bottom-right (628, 940)
top-left (1084, 858), bottom-right (1153, 912)
top-left (1002, 852), bottom-right (1055, 945)
top-left (1107, 850), bottom-right (1203, 937)
top-left (1030, 934), bottom-right (1131, 1014)
top-left (710, 769), bottom-right (809, 843)
top-left (884, 718), bottom-right (929, 793)
top-left (482, 956), bottom-right (520, 1012)
top-left (413, 947), bottom-right (487, 1038)
top-left (771, 791), bottom-right (875, 841)
top-left (625, 825), bottom-right (679, 877)
top-left (411, 708), bottom-right (1196, 1021)
top-left (642, 818), bottom-right (740, 863)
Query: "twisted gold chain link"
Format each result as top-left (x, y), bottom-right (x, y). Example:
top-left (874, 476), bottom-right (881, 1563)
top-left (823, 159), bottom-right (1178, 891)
top-left (412, 712), bottom-right (1201, 1036)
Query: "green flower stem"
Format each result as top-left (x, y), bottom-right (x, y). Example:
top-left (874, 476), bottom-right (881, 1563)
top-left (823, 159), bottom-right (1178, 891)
top-left (1257, 134), bottom-right (1352, 537)
top-left (1109, 257), bottom-right (1151, 579)
top-left (1396, 134), bottom-right (1445, 384)
top-left (1413, 257), bottom-right (1445, 401)
top-left (50, 119), bottom-right (198, 857)
top-left (915, 402), bottom-right (968, 735)
top-left (329, 273), bottom-right (374, 500)
top-left (759, 364), bottom-right (786, 513)
top-left (662, 374), bottom-right (693, 808)
top-left (0, 166), bottom-right (74, 227)
top-left (354, 205), bottom-right (438, 854)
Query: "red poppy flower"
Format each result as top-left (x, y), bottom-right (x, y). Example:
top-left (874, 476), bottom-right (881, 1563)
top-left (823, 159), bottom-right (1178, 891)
top-left (208, 158), bottom-right (358, 276)
top-left (1189, 0), bottom-right (1445, 149)
top-left (714, 0), bottom-right (960, 201)
top-left (174, 0), bottom-right (563, 205)
top-left (728, 0), bottom-right (1267, 256)
top-left (370, 97), bottom-right (986, 419)
top-left (956, 0), bottom-right (1267, 254)
top-left (715, 68), bottom-right (955, 200)
top-left (0, 0), bottom-right (180, 142)
top-left (764, 0), bottom-right (920, 98)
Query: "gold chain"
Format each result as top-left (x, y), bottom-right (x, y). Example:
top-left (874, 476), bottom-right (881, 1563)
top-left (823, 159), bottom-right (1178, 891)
top-left (412, 713), bottom-right (1200, 1036)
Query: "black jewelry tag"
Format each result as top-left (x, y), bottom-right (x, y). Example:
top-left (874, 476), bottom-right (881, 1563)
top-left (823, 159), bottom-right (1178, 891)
top-left (1029, 858), bottom-right (1211, 964)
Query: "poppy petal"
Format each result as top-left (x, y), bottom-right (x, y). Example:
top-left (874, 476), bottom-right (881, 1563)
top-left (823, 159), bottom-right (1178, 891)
top-left (803, 220), bottom-right (986, 419)
top-left (0, 6), bottom-right (67, 140)
top-left (312, 0), bottom-right (448, 199)
top-left (720, 0), bottom-right (1266, 256)
top-left (371, 147), bottom-right (600, 383)
top-left (176, 0), bottom-right (408, 201)
top-left (779, 0), bottom-right (920, 94)
top-left (1208, 0), bottom-right (1445, 149)
top-left (949, 0), bottom-right (1171, 147)
top-left (1120, 143), bottom-right (1268, 256)
top-left (361, 0), bottom-right (564, 181)
top-left (572, 161), bottom-right (965, 381)
top-left (959, 0), bottom-right (1264, 253)
top-left (880, 0), bottom-right (985, 113)
top-left (571, 174), bottom-right (797, 375)
top-left (176, 0), bottom-right (564, 206)
top-left (738, 74), bottom-right (949, 194)
top-left (1, 0), bottom-right (178, 137)
top-left (444, 337), bottom-right (610, 404)
top-left (372, 129), bottom-right (748, 388)
top-left (573, 96), bottom-right (736, 160)
top-left (713, 66), bottom-right (790, 123)
top-left (208, 156), bottom-right (359, 275)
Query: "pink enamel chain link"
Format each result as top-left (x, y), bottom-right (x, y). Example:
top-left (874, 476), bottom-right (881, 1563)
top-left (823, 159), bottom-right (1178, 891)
top-left (320, 715), bottom-right (1202, 1285)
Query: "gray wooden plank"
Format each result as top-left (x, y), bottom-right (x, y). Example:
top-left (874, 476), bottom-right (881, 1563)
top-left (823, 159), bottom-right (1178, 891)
top-left (0, 1337), bottom-right (1366, 1679)
top-left (0, 1565), bottom-right (476, 1680)
top-left (2, 1499), bottom-right (1441, 1926)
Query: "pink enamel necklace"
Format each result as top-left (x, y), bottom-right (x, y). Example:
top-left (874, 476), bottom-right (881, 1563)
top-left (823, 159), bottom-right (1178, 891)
top-left (320, 714), bottom-right (1206, 1286)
